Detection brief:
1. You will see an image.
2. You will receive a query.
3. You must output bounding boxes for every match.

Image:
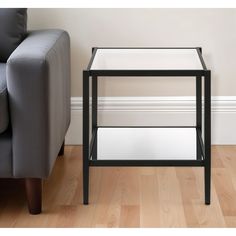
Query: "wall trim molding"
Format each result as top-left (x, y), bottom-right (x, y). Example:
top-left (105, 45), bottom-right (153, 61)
top-left (71, 96), bottom-right (236, 112)
top-left (66, 96), bottom-right (236, 145)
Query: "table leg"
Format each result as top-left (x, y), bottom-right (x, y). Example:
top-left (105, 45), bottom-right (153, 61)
top-left (204, 70), bottom-right (211, 205)
top-left (83, 70), bottom-right (90, 205)
top-left (92, 76), bottom-right (98, 160)
top-left (196, 76), bottom-right (202, 160)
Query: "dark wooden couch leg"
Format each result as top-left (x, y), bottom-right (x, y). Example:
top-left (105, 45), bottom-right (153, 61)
top-left (25, 178), bottom-right (42, 214)
top-left (58, 140), bottom-right (65, 156)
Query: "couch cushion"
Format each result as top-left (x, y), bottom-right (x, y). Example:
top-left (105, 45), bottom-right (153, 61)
top-left (0, 8), bottom-right (27, 62)
top-left (0, 63), bottom-right (9, 133)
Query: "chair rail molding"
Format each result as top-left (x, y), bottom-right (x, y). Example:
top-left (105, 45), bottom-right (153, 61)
top-left (66, 96), bottom-right (236, 145)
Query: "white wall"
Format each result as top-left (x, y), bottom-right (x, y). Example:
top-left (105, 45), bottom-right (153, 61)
top-left (28, 8), bottom-right (236, 97)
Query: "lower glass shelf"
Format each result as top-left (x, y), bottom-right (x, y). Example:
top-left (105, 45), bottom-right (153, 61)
top-left (95, 127), bottom-right (198, 161)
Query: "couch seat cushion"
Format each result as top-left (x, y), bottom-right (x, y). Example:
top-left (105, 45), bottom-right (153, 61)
top-left (0, 63), bottom-right (9, 133)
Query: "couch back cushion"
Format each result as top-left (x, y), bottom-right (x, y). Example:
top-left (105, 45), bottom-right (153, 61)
top-left (0, 8), bottom-right (27, 62)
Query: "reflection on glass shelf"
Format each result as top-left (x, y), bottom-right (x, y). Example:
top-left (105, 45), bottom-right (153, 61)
top-left (97, 128), bottom-right (196, 160)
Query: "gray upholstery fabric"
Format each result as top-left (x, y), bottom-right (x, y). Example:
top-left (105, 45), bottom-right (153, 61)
top-left (0, 8), bottom-right (27, 62)
top-left (0, 63), bottom-right (9, 133)
top-left (0, 129), bottom-right (12, 177)
top-left (6, 30), bottom-right (70, 178)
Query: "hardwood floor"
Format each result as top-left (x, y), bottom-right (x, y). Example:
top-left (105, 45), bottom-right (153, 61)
top-left (0, 145), bottom-right (236, 227)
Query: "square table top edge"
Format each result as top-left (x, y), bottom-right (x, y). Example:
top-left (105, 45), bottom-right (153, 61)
top-left (85, 47), bottom-right (209, 77)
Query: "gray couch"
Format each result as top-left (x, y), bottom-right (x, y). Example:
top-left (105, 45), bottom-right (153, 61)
top-left (0, 9), bottom-right (71, 214)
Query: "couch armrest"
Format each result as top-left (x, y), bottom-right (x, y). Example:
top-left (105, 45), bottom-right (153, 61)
top-left (7, 29), bottom-right (71, 178)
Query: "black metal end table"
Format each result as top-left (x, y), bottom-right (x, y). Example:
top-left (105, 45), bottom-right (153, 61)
top-left (83, 47), bottom-right (211, 205)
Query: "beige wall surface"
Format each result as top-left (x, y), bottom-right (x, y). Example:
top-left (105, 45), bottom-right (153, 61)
top-left (28, 8), bottom-right (236, 97)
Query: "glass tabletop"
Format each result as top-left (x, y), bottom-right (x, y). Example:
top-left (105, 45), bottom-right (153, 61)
top-left (96, 127), bottom-right (197, 160)
top-left (90, 48), bottom-right (203, 71)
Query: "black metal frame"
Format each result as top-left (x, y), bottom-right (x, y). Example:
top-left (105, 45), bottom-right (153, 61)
top-left (83, 47), bottom-right (211, 205)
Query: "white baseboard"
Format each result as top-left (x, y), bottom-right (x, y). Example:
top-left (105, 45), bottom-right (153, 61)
top-left (65, 96), bottom-right (236, 145)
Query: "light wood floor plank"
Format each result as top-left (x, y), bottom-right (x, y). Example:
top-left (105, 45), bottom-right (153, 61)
top-left (140, 173), bottom-right (160, 227)
top-left (224, 216), bottom-right (236, 227)
top-left (119, 205), bottom-right (140, 227)
top-left (157, 168), bottom-right (187, 227)
top-left (212, 168), bottom-right (236, 217)
top-left (175, 168), bottom-right (200, 227)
